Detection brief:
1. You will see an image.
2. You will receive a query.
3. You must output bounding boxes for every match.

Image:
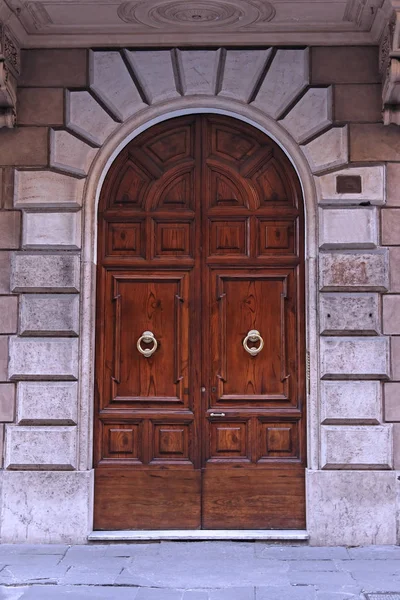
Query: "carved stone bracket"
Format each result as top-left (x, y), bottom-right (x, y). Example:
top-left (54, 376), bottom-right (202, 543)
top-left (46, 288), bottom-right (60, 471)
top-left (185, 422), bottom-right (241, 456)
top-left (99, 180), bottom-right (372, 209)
top-left (0, 23), bottom-right (20, 129)
top-left (380, 8), bottom-right (400, 125)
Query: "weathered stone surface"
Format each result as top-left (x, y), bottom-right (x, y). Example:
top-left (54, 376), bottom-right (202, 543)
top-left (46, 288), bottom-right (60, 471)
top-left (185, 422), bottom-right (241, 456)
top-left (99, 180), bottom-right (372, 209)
top-left (384, 382), bottom-right (400, 422)
top-left (334, 84), bottom-right (382, 123)
top-left (350, 124), bottom-right (400, 161)
top-left (251, 49), bottom-right (309, 119)
top-left (125, 50), bottom-right (179, 104)
top-left (320, 251), bottom-right (389, 291)
top-left (321, 380), bottom-right (381, 424)
top-left (0, 336), bottom-right (8, 382)
top-left (8, 338), bottom-right (79, 381)
top-left (389, 247), bottom-right (400, 292)
top-left (178, 50), bottom-right (220, 96)
top-left (0, 211), bottom-right (20, 249)
top-left (66, 91), bottom-right (118, 147)
top-left (5, 426), bottom-right (77, 470)
top-left (0, 128), bottom-right (48, 167)
top-left (19, 49), bottom-right (88, 88)
top-left (18, 88), bottom-right (64, 126)
top-left (383, 295), bottom-right (400, 334)
top-left (1, 470), bottom-right (93, 543)
top-left (321, 425), bottom-right (393, 469)
top-left (0, 252), bottom-right (10, 293)
top-left (11, 253), bottom-right (80, 293)
top-left (281, 87), bottom-right (332, 144)
top-left (20, 295), bottom-right (79, 337)
top-left (394, 423), bottom-right (400, 469)
top-left (17, 381), bottom-right (78, 425)
top-left (50, 130), bottom-right (97, 177)
top-left (90, 50), bottom-right (146, 121)
top-left (320, 293), bottom-right (380, 335)
top-left (320, 337), bottom-right (390, 379)
top-left (0, 296), bottom-right (18, 335)
top-left (319, 207), bottom-right (378, 249)
top-left (219, 49), bottom-right (271, 103)
top-left (0, 383), bottom-right (15, 422)
top-left (392, 336), bottom-right (400, 381)
top-left (382, 208), bottom-right (400, 246)
top-left (317, 165), bottom-right (385, 205)
top-left (306, 470), bottom-right (397, 546)
top-left (22, 212), bottom-right (81, 250)
top-left (311, 47), bottom-right (380, 84)
top-left (301, 126), bottom-right (348, 174)
top-left (387, 163), bottom-right (400, 207)
top-left (14, 170), bottom-right (84, 209)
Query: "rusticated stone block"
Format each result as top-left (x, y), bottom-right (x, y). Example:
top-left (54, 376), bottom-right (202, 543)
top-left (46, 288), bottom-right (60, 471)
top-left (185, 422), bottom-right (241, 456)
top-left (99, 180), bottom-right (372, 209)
top-left (0, 383), bottom-right (15, 422)
top-left (5, 426), bottom-right (77, 470)
top-left (0, 336), bottom-right (8, 382)
top-left (306, 470), bottom-right (396, 546)
top-left (17, 381), bottom-right (78, 425)
top-left (18, 88), bottom-right (64, 126)
top-left (320, 251), bottom-right (389, 291)
top-left (0, 296), bottom-right (18, 335)
top-left (350, 124), bottom-right (400, 161)
top-left (321, 425), bottom-right (392, 469)
top-left (11, 253), bottom-right (80, 293)
top-left (219, 49), bottom-right (271, 103)
top-left (126, 50), bottom-right (180, 104)
top-left (1, 470), bottom-right (93, 543)
top-left (384, 382), bottom-right (400, 422)
top-left (0, 211), bottom-right (20, 249)
top-left (0, 168), bottom-right (14, 210)
top-left (320, 337), bottom-right (390, 379)
top-left (20, 295), bottom-right (79, 337)
top-left (321, 380), bottom-right (381, 424)
top-left (50, 130), bottom-right (97, 177)
top-left (389, 247), bottom-right (400, 292)
top-left (383, 295), bottom-right (400, 334)
top-left (22, 212), bottom-right (81, 250)
top-left (8, 338), bottom-right (79, 381)
top-left (392, 336), bottom-right (400, 381)
top-left (178, 49), bottom-right (220, 96)
top-left (301, 126), bottom-right (348, 174)
top-left (280, 87), bottom-right (332, 144)
top-left (382, 208), bottom-right (400, 246)
top-left (394, 424), bottom-right (400, 469)
top-left (387, 163), bottom-right (400, 207)
top-left (334, 84), bottom-right (382, 123)
top-left (311, 47), bottom-right (380, 84)
top-left (320, 293), bottom-right (380, 335)
top-left (0, 252), bottom-right (10, 293)
top-left (0, 128), bottom-right (48, 167)
top-left (66, 91), bottom-right (118, 147)
top-left (19, 49), bottom-right (88, 88)
top-left (14, 170), bottom-right (84, 209)
top-left (317, 165), bottom-right (385, 205)
top-left (319, 207), bottom-right (378, 249)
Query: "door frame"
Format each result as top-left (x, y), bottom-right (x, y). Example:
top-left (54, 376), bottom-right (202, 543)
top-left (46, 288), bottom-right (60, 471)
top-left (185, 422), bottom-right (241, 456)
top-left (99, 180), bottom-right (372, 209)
top-left (77, 98), bottom-right (319, 528)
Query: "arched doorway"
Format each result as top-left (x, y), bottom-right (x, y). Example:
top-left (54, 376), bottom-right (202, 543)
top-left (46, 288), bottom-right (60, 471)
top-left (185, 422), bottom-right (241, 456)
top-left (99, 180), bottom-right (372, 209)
top-left (93, 113), bottom-right (306, 530)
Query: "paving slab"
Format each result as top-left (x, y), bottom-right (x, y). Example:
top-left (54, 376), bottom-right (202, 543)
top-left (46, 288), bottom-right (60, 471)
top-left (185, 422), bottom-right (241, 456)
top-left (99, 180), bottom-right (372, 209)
top-left (0, 585), bottom-right (140, 599)
top-left (255, 546), bottom-right (350, 560)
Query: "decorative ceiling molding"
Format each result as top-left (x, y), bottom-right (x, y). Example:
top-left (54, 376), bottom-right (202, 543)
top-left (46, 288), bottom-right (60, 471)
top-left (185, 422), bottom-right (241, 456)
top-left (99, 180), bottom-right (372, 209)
top-left (0, 0), bottom-right (395, 48)
top-left (0, 22), bottom-right (19, 128)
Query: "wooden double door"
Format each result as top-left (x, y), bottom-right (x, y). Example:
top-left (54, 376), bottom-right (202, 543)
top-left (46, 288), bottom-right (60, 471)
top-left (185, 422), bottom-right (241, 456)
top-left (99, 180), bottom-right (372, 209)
top-left (94, 114), bottom-right (306, 530)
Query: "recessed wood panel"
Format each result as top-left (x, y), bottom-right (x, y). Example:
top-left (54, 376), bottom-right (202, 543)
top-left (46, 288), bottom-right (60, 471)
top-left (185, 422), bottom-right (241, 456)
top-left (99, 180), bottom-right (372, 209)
top-left (154, 170), bottom-right (195, 210)
top-left (254, 159), bottom-right (292, 206)
top-left (145, 126), bottom-right (193, 165)
top-left (153, 221), bottom-right (192, 258)
top-left (209, 420), bottom-right (249, 461)
top-left (258, 420), bottom-right (300, 460)
top-left (208, 168), bottom-right (249, 208)
top-left (151, 422), bottom-right (191, 462)
top-left (107, 221), bottom-right (145, 257)
top-left (102, 422), bottom-right (142, 462)
top-left (209, 219), bottom-right (248, 256)
top-left (257, 219), bottom-right (297, 256)
top-left (109, 161), bottom-right (151, 208)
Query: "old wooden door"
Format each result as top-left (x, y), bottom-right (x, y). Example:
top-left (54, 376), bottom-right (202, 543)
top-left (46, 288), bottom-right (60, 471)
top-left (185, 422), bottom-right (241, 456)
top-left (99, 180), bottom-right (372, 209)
top-left (94, 114), bottom-right (306, 530)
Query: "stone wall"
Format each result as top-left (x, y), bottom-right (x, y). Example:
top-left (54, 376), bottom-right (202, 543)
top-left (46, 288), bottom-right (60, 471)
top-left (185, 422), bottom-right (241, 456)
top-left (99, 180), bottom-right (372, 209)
top-left (0, 46), bottom-right (398, 544)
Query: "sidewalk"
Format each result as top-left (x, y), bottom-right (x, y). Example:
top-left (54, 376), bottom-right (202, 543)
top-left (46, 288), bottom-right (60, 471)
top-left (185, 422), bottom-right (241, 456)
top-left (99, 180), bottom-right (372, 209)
top-left (0, 542), bottom-right (399, 599)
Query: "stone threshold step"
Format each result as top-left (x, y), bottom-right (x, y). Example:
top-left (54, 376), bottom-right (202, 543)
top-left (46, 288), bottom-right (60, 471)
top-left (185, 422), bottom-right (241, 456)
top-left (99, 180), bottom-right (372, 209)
top-left (88, 530), bottom-right (309, 542)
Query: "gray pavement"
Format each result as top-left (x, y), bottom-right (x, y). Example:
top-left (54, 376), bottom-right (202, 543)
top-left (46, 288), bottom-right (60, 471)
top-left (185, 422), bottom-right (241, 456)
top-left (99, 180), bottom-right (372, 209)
top-left (0, 542), bottom-right (399, 599)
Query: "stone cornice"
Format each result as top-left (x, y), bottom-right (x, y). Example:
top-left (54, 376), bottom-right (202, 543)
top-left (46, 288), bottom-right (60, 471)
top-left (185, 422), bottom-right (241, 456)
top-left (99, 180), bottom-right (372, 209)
top-left (0, 21), bottom-right (20, 128)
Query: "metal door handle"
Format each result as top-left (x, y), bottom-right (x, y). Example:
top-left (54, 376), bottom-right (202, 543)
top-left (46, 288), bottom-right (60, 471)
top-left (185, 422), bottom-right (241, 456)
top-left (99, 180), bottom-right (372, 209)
top-left (137, 330), bottom-right (158, 358)
top-left (209, 412), bottom-right (226, 417)
top-left (243, 329), bottom-right (264, 356)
